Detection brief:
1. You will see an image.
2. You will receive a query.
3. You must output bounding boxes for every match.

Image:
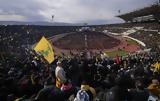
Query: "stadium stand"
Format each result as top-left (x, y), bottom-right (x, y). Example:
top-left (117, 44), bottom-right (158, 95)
top-left (117, 4), bottom-right (160, 22)
top-left (0, 3), bottom-right (160, 101)
top-left (0, 25), bottom-right (80, 57)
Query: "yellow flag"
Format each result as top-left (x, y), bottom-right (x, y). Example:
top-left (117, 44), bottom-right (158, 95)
top-left (152, 62), bottom-right (160, 72)
top-left (34, 36), bottom-right (54, 64)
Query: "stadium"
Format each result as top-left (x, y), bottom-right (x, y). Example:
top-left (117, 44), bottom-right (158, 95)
top-left (0, 1), bottom-right (160, 101)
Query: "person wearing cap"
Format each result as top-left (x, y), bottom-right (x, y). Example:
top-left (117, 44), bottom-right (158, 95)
top-left (74, 81), bottom-right (96, 101)
top-left (147, 79), bottom-right (160, 101)
top-left (55, 61), bottom-right (67, 88)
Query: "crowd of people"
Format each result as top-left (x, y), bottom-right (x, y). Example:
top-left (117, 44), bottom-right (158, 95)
top-left (0, 47), bottom-right (160, 101)
top-left (129, 30), bottom-right (160, 49)
top-left (0, 22), bottom-right (159, 56)
top-left (0, 23), bottom-right (160, 101)
top-left (107, 22), bottom-right (159, 30)
top-left (0, 25), bottom-right (79, 57)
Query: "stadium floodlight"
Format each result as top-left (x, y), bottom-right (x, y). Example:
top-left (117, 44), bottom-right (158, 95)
top-left (52, 15), bottom-right (54, 22)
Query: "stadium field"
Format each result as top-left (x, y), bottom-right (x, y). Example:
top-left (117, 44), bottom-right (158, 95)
top-left (126, 38), bottom-right (139, 45)
top-left (105, 50), bottom-right (128, 57)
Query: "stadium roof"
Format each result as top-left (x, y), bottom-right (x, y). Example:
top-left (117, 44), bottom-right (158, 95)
top-left (117, 4), bottom-right (160, 22)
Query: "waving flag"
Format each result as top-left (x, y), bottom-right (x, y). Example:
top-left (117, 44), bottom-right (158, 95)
top-left (152, 62), bottom-right (160, 72)
top-left (34, 36), bottom-right (54, 64)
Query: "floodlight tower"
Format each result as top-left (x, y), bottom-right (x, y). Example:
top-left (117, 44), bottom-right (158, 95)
top-left (51, 15), bottom-right (54, 22)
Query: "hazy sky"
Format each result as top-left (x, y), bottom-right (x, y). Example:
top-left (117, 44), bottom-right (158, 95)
top-left (0, 0), bottom-right (156, 24)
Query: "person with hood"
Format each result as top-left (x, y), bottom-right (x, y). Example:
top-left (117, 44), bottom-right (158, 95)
top-left (129, 78), bottom-right (149, 101)
top-left (55, 61), bottom-right (67, 88)
top-left (104, 75), bottom-right (131, 101)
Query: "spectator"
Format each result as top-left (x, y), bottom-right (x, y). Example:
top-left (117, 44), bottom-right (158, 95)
top-left (129, 78), bottom-right (149, 101)
top-left (147, 79), bottom-right (160, 100)
top-left (55, 61), bottom-right (67, 88)
top-left (74, 81), bottom-right (96, 101)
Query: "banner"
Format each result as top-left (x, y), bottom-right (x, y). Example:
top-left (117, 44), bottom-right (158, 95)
top-left (34, 36), bottom-right (54, 64)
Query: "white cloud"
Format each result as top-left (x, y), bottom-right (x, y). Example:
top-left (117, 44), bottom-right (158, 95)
top-left (0, 14), bottom-right (26, 21)
top-left (0, 0), bottom-right (156, 24)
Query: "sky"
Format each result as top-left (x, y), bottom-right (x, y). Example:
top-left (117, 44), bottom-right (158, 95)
top-left (0, 0), bottom-right (156, 24)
